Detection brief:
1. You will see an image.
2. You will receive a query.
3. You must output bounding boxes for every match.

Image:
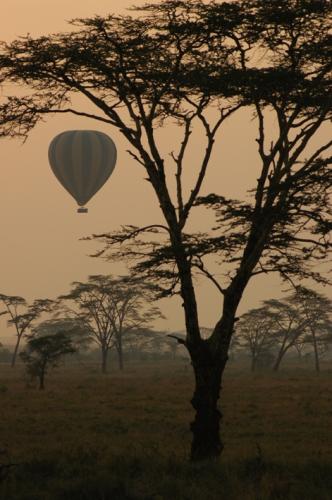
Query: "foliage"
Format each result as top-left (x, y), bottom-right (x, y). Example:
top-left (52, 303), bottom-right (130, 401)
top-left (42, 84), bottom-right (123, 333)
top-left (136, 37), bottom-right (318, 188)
top-left (236, 287), bottom-right (332, 371)
top-left (289, 286), bottom-right (332, 371)
top-left (20, 332), bottom-right (76, 389)
top-left (58, 275), bottom-right (161, 372)
top-left (0, 294), bottom-right (54, 366)
top-left (235, 307), bottom-right (278, 371)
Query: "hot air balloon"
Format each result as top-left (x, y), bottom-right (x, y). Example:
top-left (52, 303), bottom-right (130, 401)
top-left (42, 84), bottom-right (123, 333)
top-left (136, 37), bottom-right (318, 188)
top-left (48, 130), bottom-right (117, 213)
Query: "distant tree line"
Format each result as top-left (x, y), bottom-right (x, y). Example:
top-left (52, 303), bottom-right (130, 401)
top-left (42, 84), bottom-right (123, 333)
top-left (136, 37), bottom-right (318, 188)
top-left (0, 274), bottom-right (165, 388)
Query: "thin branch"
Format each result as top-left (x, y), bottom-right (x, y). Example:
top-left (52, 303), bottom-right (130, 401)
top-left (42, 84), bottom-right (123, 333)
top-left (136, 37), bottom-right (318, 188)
top-left (39, 107), bottom-right (114, 125)
top-left (167, 334), bottom-right (187, 346)
top-left (193, 258), bottom-right (226, 296)
top-left (174, 116), bottom-right (192, 217)
top-left (302, 139), bottom-right (332, 170)
top-left (127, 149), bottom-right (146, 167)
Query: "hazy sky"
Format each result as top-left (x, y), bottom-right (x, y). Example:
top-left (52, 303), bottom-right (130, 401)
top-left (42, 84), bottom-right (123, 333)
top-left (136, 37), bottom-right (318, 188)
top-left (0, 1), bottom-right (330, 344)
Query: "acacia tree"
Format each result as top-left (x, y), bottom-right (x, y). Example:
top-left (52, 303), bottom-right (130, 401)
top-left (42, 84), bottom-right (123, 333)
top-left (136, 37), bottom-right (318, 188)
top-left (266, 288), bottom-right (332, 371)
top-left (239, 289), bottom-right (331, 371)
top-left (104, 276), bottom-right (161, 370)
top-left (0, 294), bottom-right (53, 367)
top-left (20, 331), bottom-right (76, 390)
top-left (0, 0), bottom-right (331, 460)
top-left (58, 275), bottom-right (159, 373)
top-left (262, 298), bottom-right (308, 371)
top-left (293, 286), bottom-right (332, 372)
top-left (236, 307), bottom-right (278, 371)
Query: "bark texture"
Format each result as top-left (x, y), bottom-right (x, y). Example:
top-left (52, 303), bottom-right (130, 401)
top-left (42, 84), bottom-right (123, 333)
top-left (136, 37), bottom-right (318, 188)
top-left (189, 340), bottom-right (227, 461)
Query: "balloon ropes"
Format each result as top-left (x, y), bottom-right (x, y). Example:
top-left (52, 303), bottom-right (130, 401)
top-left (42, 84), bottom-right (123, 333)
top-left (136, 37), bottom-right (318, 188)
top-left (48, 130), bottom-right (117, 213)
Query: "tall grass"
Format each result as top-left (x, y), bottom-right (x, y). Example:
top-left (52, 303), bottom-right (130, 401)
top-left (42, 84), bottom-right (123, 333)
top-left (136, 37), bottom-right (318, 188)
top-left (0, 362), bottom-right (331, 499)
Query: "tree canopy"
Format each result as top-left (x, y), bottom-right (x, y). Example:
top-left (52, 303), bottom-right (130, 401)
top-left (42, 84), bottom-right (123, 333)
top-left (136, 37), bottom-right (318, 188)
top-left (20, 331), bottom-right (76, 390)
top-left (58, 274), bottom-right (160, 372)
top-left (0, 294), bottom-right (53, 367)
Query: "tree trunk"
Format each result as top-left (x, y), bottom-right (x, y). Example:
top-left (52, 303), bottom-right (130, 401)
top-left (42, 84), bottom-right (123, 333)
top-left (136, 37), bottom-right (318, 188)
top-left (273, 353), bottom-right (282, 371)
top-left (251, 354), bottom-right (257, 372)
top-left (11, 336), bottom-right (21, 368)
top-left (273, 347), bottom-right (287, 371)
top-left (117, 337), bottom-right (124, 371)
top-left (101, 347), bottom-right (108, 374)
top-left (189, 341), bottom-right (225, 461)
top-left (311, 329), bottom-right (320, 373)
top-left (273, 340), bottom-right (295, 371)
top-left (39, 371), bottom-right (45, 390)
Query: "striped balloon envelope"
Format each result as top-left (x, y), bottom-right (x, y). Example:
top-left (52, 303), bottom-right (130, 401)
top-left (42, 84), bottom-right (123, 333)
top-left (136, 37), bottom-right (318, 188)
top-left (48, 130), bottom-right (117, 213)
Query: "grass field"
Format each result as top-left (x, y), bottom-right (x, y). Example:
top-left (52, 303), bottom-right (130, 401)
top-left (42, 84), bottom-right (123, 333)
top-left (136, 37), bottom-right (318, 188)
top-left (0, 361), bottom-right (332, 499)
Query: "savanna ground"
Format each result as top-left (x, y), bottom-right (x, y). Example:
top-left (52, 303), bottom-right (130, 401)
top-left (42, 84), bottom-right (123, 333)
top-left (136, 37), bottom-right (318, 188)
top-left (0, 360), bottom-right (332, 500)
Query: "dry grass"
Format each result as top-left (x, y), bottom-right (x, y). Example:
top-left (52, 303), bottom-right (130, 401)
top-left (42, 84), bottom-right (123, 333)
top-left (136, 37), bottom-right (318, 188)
top-left (0, 361), bottom-right (332, 499)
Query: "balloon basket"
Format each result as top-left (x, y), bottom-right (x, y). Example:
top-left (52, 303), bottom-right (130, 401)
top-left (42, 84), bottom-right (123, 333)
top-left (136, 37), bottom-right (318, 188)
top-left (77, 207), bottom-right (88, 213)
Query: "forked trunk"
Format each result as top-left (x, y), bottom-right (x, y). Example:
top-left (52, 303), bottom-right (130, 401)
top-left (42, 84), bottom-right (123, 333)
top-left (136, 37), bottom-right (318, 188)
top-left (189, 341), bottom-right (226, 461)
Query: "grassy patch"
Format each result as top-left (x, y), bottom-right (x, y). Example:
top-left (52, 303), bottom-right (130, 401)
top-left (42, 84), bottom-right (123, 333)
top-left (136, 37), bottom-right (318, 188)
top-left (0, 362), bottom-right (331, 499)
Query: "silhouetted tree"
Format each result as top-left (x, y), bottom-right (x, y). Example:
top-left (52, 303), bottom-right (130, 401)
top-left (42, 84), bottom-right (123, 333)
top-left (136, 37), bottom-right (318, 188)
top-left (107, 277), bottom-right (161, 370)
top-left (292, 286), bottom-right (332, 372)
top-left (58, 275), bottom-right (160, 372)
top-left (239, 288), bottom-right (331, 371)
top-left (0, 294), bottom-right (53, 367)
top-left (0, 0), bottom-right (330, 460)
top-left (20, 331), bottom-right (76, 389)
top-left (262, 298), bottom-right (308, 371)
top-left (236, 307), bottom-right (278, 371)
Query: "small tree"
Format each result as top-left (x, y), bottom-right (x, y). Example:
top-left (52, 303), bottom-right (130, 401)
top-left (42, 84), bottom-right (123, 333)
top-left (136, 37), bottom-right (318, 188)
top-left (20, 332), bottom-right (76, 390)
top-left (0, 294), bottom-right (53, 367)
top-left (236, 307), bottom-right (277, 371)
